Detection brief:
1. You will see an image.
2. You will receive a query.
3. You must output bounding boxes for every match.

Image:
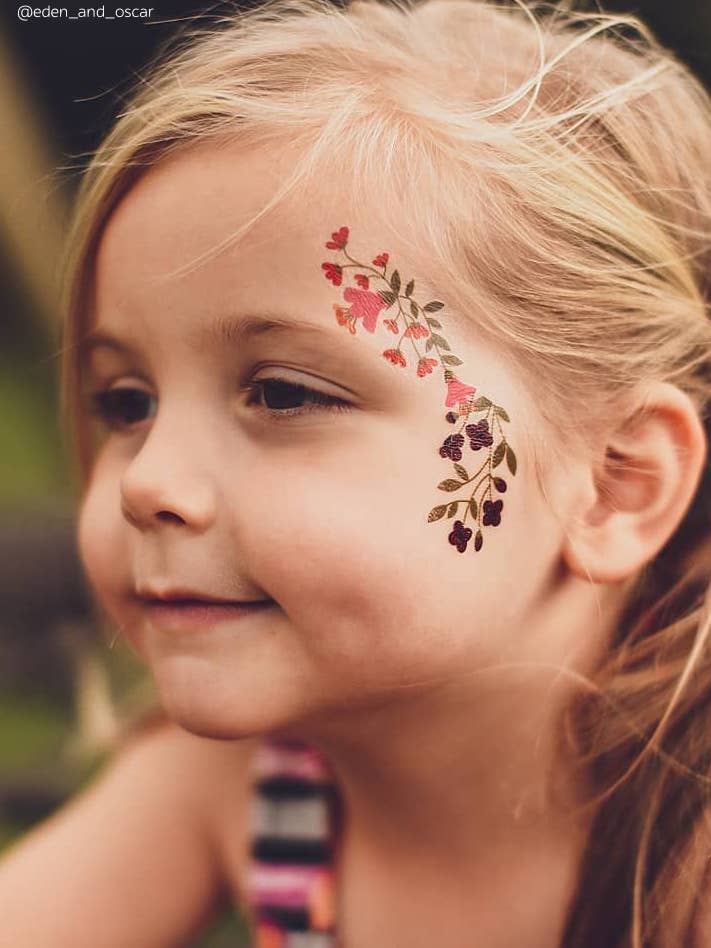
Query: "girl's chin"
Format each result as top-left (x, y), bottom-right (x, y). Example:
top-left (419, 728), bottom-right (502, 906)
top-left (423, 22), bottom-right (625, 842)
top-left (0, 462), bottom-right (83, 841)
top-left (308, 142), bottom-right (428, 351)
top-left (153, 691), bottom-right (289, 742)
top-left (146, 660), bottom-right (307, 740)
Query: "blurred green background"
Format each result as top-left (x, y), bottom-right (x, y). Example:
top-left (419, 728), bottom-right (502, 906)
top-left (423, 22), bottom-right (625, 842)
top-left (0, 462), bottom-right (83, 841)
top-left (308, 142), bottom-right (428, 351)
top-left (0, 0), bottom-right (708, 945)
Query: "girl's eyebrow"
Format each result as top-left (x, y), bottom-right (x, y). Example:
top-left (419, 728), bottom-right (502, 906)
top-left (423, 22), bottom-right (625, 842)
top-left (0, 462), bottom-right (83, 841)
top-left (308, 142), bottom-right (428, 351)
top-left (192, 312), bottom-right (342, 351)
top-left (79, 311), bottom-right (345, 360)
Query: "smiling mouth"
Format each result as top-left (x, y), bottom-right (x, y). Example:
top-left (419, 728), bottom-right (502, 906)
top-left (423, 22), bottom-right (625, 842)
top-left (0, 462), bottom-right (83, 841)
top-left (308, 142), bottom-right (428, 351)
top-left (142, 598), bottom-right (275, 631)
top-left (155, 597), bottom-right (236, 605)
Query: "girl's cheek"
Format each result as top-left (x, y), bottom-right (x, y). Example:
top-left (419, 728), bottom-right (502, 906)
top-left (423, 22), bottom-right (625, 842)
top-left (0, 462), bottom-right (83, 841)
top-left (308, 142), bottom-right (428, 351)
top-left (77, 477), bottom-right (130, 624)
top-left (241, 457), bottom-right (443, 659)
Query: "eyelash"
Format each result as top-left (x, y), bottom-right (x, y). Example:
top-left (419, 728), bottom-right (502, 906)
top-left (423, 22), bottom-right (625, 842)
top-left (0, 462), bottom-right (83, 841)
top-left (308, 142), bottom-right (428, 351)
top-left (243, 377), bottom-right (354, 420)
top-left (86, 376), bottom-right (353, 432)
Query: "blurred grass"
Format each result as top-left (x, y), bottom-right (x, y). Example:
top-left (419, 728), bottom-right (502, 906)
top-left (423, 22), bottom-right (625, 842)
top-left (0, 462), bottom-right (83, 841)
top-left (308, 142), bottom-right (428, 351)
top-left (0, 355), bottom-right (64, 505)
top-left (0, 691), bottom-right (71, 775)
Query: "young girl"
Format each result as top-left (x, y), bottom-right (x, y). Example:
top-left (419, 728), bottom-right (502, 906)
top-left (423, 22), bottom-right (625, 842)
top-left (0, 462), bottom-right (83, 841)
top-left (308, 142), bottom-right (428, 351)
top-left (1, 0), bottom-right (710, 945)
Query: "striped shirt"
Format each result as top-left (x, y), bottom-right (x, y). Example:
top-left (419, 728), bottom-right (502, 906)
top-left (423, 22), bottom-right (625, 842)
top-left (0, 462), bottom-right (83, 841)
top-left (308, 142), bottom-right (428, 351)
top-left (246, 738), bottom-right (341, 948)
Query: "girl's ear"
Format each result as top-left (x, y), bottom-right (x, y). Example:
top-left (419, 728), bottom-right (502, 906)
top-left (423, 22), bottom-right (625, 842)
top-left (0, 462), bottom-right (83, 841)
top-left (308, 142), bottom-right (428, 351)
top-left (562, 383), bottom-right (708, 583)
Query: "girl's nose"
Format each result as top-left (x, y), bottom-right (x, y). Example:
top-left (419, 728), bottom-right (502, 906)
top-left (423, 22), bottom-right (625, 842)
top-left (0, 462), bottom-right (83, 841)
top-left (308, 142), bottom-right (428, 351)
top-left (119, 421), bottom-right (219, 532)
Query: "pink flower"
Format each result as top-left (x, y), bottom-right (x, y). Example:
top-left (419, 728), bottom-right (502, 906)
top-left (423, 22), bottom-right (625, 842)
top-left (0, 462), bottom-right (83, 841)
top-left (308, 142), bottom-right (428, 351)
top-left (325, 226), bottom-right (349, 250)
top-left (343, 286), bottom-right (386, 332)
top-left (333, 304), bottom-right (349, 327)
top-left (372, 252), bottom-right (389, 267)
top-left (383, 349), bottom-right (406, 367)
top-left (333, 304), bottom-right (357, 334)
top-left (354, 274), bottom-right (370, 289)
top-left (384, 319), bottom-right (399, 334)
top-left (321, 262), bottom-right (343, 286)
top-left (445, 378), bottom-right (477, 408)
top-left (404, 322), bottom-right (429, 339)
top-left (417, 357), bottom-right (438, 377)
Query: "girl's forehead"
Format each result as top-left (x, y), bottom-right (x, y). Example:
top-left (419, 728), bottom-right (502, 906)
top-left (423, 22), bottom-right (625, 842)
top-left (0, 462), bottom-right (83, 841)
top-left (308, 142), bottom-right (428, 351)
top-left (95, 141), bottom-right (425, 299)
top-left (91, 143), bottom-right (465, 357)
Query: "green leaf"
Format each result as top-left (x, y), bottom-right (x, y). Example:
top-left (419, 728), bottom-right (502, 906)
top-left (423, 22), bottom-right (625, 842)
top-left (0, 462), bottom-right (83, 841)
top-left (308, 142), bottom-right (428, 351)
top-left (379, 290), bottom-right (397, 308)
top-left (405, 279), bottom-right (414, 297)
top-left (410, 301), bottom-right (418, 317)
top-left (506, 445), bottom-right (517, 476)
top-left (424, 301), bottom-right (444, 313)
top-left (425, 317), bottom-right (442, 328)
top-left (494, 406), bottom-right (511, 423)
top-left (390, 270), bottom-right (401, 294)
top-left (492, 442), bottom-right (506, 468)
top-left (441, 354), bottom-right (462, 366)
top-left (454, 463), bottom-right (468, 481)
top-left (469, 498), bottom-right (478, 519)
top-left (425, 336), bottom-right (434, 352)
top-left (446, 502), bottom-right (458, 518)
top-left (469, 396), bottom-right (491, 411)
top-left (427, 504), bottom-right (448, 522)
top-left (431, 334), bottom-right (450, 351)
top-left (438, 479), bottom-right (464, 492)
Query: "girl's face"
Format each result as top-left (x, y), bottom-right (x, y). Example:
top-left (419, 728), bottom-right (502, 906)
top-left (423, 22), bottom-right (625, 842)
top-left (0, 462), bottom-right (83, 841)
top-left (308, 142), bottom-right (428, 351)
top-left (77, 142), bottom-right (572, 740)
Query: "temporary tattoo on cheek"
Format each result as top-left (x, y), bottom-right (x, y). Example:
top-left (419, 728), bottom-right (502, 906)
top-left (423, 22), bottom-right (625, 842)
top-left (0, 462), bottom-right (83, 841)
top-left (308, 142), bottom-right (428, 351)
top-left (321, 225), bottom-right (517, 554)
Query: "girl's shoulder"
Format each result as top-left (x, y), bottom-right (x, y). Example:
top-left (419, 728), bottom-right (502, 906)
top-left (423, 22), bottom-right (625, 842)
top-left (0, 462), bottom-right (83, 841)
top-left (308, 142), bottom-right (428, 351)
top-left (113, 713), bottom-right (264, 903)
top-left (120, 719), bottom-right (338, 925)
top-left (0, 713), bottom-right (257, 947)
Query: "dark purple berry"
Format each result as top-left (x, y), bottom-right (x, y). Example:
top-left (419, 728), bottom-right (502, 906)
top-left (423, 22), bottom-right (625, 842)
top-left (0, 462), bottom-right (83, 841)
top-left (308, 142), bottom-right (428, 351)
top-left (445, 411), bottom-right (458, 424)
top-left (439, 433), bottom-right (464, 461)
top-left (482, 499), bottom-right (503, 527)
top-left (448, 519), bottom-right (472, 553)
top-left (465, 419), bottom-right (493, 451)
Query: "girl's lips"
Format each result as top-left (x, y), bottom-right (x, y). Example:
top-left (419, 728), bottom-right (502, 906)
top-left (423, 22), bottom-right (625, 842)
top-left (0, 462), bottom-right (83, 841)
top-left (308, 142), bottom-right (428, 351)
top-left (143, 599), bottom-right (274, 631)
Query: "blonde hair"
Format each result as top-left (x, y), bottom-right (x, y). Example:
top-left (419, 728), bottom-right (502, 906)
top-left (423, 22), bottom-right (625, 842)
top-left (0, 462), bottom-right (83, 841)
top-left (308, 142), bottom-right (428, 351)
top-left (58, 0), bottom-right (711, 944)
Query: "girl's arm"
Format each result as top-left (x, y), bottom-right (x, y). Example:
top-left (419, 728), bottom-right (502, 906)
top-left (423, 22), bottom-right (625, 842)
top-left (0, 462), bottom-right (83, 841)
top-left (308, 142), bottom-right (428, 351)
top-left (0, 716), bottom-right (257, 947)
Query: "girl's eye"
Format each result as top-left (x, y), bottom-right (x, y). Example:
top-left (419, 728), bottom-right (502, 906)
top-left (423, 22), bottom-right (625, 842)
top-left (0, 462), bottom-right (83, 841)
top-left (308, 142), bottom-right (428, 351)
top-left (244, 377), bottom-right (353, 419)
top-left (87, 386), bottom-right (156, 431)
top-left (85, 377), bottom-right (351, 432)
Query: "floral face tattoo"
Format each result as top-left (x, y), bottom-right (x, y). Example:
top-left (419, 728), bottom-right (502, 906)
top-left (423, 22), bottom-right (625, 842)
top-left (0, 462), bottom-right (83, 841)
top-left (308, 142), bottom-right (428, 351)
top-left (322, 226), bottom-right (517, 554)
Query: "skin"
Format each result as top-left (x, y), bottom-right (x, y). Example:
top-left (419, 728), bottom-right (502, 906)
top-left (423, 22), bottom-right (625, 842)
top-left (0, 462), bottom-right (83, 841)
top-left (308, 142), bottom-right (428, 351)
top-left (76, 141), bottom-right (707, 946)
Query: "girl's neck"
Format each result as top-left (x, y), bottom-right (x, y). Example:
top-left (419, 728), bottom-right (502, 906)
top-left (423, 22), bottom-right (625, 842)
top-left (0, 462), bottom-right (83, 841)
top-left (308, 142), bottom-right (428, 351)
top-left (306, 674), bottom-right (597, 948)
top-left (275, 571), bottom-right (629, 945)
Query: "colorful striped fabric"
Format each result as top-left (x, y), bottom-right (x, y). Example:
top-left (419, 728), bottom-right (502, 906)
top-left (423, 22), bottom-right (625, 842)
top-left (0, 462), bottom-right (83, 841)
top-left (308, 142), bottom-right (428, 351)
top-left (245, 738), bottom-right (342, 948)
